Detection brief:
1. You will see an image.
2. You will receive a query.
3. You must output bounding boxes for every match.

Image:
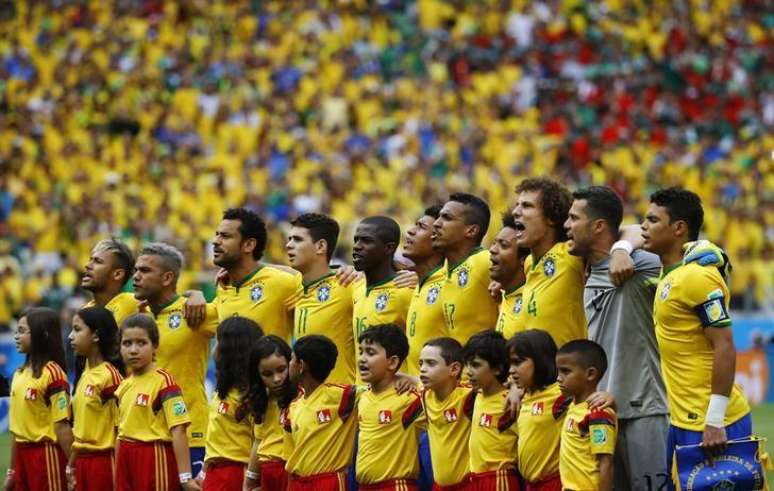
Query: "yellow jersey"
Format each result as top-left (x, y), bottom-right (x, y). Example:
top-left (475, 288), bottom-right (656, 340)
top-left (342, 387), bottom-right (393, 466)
top-left (205, 389), bottom-right (253, 464)
top-left (153, 296), bottom-right (218, 447)
top-left (294, 272), bottom-right (355, 384)
top-left (522, 241), bottom-right (586, 348)
top-left (559, 402), bottom-right (617, 491)
top-left (495, 285), bottom-right (525, 340)
top-left (517, 383), bottom-right (570, 483)
top-left (406, 265), bottom-right (447, 376)
top-left (9, 362), bottom-right (70, 443)
top-left (215, 265), bottom-right (299, 341)
top-left (441, 248), bottom-right (499, 346)
top-left (115, 368), bottom-right (191, 442)
top-left (83, 292), bottom-right (138, 327)
top-left (469, 389), bottom-right (518, 473)
top-left (255, 399), bottom-right (290, 462)
top-left (422, 385), bottom-right (476, 486)
top-left (284, 384), bottom-right (358, 476)
top-left (72, 361), bottom-right (123, 451)
top-left (356, 387), bottom-right (425, 484)
top-left (654, 262), bottom-right (750, 430)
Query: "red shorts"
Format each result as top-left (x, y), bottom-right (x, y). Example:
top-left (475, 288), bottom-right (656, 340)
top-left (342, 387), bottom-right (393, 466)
top-left (524, 473), bottom-right (561, 491)
top-left (74, 451), bottom-right (114, 491)
top-left (432, 477), bottom-right (470, 491)
top-left (203, 460), bottom-right (246, 491)
top-left (469, 469), bottom-right (521, 491)
top-left (260, 460), bottom-right (289, 491)
top-left (115, 440), bottom-right (179, 491)
top-left (13, 441), bottom-right (67, 491)
top-left (359, 479), bottom-right (418, 491)
top-left (288, 471), bottom-right (347, 491)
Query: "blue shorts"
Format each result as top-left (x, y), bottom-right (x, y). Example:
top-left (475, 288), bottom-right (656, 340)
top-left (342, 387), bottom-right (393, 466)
top-left (666, 413), bottom-right (752, 491)
top-left (190, 446), bottom-right (205, 478)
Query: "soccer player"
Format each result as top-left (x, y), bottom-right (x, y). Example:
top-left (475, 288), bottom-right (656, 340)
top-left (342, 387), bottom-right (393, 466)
top-left (114, 314), bottom-right (198, 491)
top-left (356, 324), bottom-right (424, 489)
top-left (464, 330), bottom-right (518, 491)
top-left (213, 208), bottom-right (298, 340)
top-left (403, 205), bottom-right (446, 376)
top-left (419, 337), bottom-right (476, 490)
top-left (283, 335), bottom-right (357, 491)
top-left (7, 308), bottom-right (72, 491)
top-left (352, 217), bottom-right (412, 366)
top-left (132, 242), bottom-right (219, 479)
top-left (565, 186), bottom-right (669, 490)
top-left (287, 213), bottom-right (356, 383)
top-left (642, 187), bottom-right (751, 487)
top-left (81, 238), bottom-right (139, 326)
top-left (557, 340), bottom-right (617, 491)
top-left (433, 193), bottom-right (499, 346)
top-left (489, 213), bottom-right (529, 340)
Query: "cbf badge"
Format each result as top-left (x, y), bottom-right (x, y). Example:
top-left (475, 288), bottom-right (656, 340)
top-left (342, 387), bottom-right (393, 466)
top-left (660, 281), bottom-right (672, 301)
top-left (514, 296), bottom-right (522, 314)
top-left (543, 258), bottom-right (556, 277)
top-left (250, 285), bottom-right (263, 302)
top-left (317, 284), bottom-right (331, 302)
top-left (375, 293), bottom-right (389, 312)
top-left (426, 286), bottom-right (439, 304)
top-left (458, 268), bottom-right (469, 287)
top-left (168, 312), bottom-right (183, 330)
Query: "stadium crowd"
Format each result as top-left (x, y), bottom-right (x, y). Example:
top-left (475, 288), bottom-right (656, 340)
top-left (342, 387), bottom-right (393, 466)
top-left (0, 0), bottom-right (772, 331)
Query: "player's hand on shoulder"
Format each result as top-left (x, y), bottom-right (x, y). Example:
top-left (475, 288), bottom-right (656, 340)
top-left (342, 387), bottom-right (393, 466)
top-left (393, 372), bottom-right (420, 394)
top-left (394, 269), bottom-right (418, 289)
top-left (335, 265), bottom-right (362, 286)
top-left (701, 424), bottom-right (728, 460)
top-left (182, 290), bottom-right (206, 327)
top-left (504, 384), bottom-right (523, 415)
top-left (587, 391), bottom-right (616, 411)
top-left (608, 250), bottom-right (635, 286)
top-left (488, 281), bottom-right (502, 302)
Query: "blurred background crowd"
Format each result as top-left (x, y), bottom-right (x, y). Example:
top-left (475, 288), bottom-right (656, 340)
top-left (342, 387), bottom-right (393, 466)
top-left (0, 0), bottom-right (771, 331)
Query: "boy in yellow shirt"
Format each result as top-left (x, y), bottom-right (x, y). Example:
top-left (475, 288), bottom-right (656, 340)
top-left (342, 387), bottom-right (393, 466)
top-left (557, 340), bottom-right (617, 491)
top-left (356, 324), bottom-right (424, 490)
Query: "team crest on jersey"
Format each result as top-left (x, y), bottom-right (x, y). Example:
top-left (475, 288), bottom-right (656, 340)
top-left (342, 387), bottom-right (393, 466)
top-left (426, 286), bottom-right (440, 304)
top-left (378, 410), bottom-right (392, 424)
top-left (317, 285), bottom-right (331, 302)
top-left (458, 268), bottom-right (469, 287)
top-left (168, 312), bottom-right (182, 330)
top-left (317, 409), bottom-right (332, 424)
top-left (479, 413), bottom-right (492, 427)
top-left (514, 296), bottom-right (523, 314)
top-left (250, 285), bottom-right (263, 302)
top-left (375, 293), bottom-right (389, 312)
top-left (660, 281), bottom-right (672, 301)
top-left (84, 384), bottom-right (96, 397)
top-left (443, 408), bottom-right (458, 423)
top-left (543, 258), bottom-right (556, 277)
top-left (217, 401), bottom-right (229, 415)
top-left (565, 417), bottom-right (575, 432)
top-left (135, 393), bottom-right (150, 407)
top-left (531, 402), bottom-right (544, 415)
top-left (24, 388), bottom-right (37, 401)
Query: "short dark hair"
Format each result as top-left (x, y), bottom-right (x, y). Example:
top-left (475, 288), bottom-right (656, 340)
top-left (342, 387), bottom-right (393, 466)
top-left (515, 178), bottom-right (572, 241)
top-left (120, 314), bottom-right (160, 347)
top-left (500, 212), bottom-right (530, 258)
top-left (360, 216), bottom-right (401, 244)
top-left (506, 330), bottom-right (557, 389)
top-left (463, 330), bottom-right (509, 383)
top-left (557, 339), bottom-right (608, 380)
top-left (424, 204), bottom-right (442, 220)
top-left (358, 324), bottom-right (409, 366)
top-left (291, 213), bottom-right (340, 261)
top-left (222, 208), bottom-right (268, 260)
top-left (449, 193), bottom-right (491, 244)
top-left (423, 337), bottom-right (463, 366)
top-left (572, 186), bottom-right (623, 233)
top-left (650, 187), bottom-right (704, 241)
top-left (293, 334), bottom-right (338, 382)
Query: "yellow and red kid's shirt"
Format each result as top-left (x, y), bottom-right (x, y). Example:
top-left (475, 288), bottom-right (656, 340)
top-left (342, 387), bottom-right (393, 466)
top-left (559, 401), bottom-right (617, 491)
top-left (72, 361), bottom-right (123, 451)
top-left (10, 361), bottom-right (70, 443)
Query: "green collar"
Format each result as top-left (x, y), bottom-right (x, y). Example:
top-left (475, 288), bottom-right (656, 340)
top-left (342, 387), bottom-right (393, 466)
top-left (152, 294), bottom-right (180, 317)
top-left (660, 262), bottom-right (682, 279)
top-left (503, 282), bottom-right (524, 296)
top-left (447, 247), bottom-right (483, 278)
top-left (417, 263), bottom-right (444, 289)
top-left (233, 265), bottom-right (264, 290)
top-left (366, 273), bottom-right (397, 296)
top-left (303, 271), bottom-right (336, 294)
top-left (530, 242), bottom-right (561, 272)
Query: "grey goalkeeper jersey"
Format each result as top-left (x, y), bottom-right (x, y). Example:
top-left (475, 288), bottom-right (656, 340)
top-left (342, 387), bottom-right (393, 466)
top-left (584, 249), bottom-right (668, 419)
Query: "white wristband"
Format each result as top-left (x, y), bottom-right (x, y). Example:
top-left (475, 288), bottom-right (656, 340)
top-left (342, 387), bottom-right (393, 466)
top-left (245, 469), bottom-right (260, 480)
top-left (611, 240), bottom-right (633, 256)
top-left (179, 472), bottom-right (192, 483)
top-left (705, 394), bottom-right (729, 428)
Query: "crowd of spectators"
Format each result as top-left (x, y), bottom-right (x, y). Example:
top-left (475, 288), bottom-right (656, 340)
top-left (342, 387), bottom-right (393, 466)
top-left (0, 0), bottom-right (771, 329)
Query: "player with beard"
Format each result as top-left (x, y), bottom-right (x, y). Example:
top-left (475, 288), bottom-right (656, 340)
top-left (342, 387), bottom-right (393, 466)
top-left (489, 213), bottom-right (529, 340)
